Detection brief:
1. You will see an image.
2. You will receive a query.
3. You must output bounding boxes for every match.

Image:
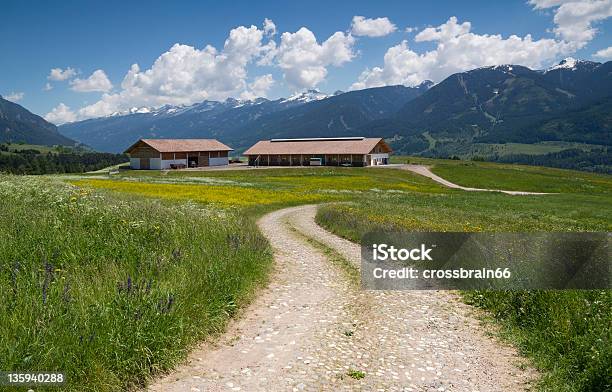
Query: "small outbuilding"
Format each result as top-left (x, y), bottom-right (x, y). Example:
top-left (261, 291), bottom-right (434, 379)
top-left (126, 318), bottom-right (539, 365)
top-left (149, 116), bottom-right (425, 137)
top-left (243, 137), bottom-right (392, 167)
top-left (124, 138), bottom-right (233, 170)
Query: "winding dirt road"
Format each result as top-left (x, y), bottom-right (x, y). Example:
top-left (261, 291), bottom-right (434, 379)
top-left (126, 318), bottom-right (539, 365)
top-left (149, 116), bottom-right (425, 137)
top-left (396, 165), bottom-right (551, 195)
top-left (149, 205), bottom-right (534, 391)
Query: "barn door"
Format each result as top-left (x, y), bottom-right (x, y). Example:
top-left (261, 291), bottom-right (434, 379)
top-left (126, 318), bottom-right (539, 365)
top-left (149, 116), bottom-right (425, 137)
top-left (199, 153), bottom-right (209, 167)
top-left (140, 158), bottom-right (150, 170)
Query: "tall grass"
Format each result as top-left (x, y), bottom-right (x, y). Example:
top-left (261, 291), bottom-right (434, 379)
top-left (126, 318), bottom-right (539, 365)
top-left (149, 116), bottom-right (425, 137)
top-left (463, 290), bottom-right (611, 391)
top-left (3, 161), bottom-right (610, 391)
top-left (316, 199), bottom-right (611, 392)
top-left (0, 175), bottom-right (272, 391)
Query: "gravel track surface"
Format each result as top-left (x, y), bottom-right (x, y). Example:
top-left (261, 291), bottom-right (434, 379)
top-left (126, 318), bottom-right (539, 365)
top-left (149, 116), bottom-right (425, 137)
top-left (148, 205), bottom-right (534, 391)
top-left (395, 164), bottom-right (550, 195)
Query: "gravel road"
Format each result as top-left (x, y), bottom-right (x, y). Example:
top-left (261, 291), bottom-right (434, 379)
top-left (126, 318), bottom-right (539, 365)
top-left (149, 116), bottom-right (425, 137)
top-left (396, 164), bottom-right (550, 195)
top-left (148, 205), bottom-right (534, 392)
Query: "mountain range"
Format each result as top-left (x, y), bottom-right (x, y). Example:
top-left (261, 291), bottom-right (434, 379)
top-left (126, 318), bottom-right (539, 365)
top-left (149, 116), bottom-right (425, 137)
top-left (3, 58), bottom-right (610, 172)
top-left (375, 59), bottom-right (611, 154)
top-left (58, 58), bottom-right (610, 158)
top-left (58, 83), bottom-right (432, 153)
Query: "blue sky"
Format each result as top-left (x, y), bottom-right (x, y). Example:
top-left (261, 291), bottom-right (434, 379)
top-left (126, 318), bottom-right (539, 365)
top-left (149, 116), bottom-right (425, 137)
top-left (1, 0), bottom-right (611, 123)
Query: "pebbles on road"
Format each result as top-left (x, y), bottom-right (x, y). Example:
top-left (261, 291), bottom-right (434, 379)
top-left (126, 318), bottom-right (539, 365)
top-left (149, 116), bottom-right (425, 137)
top-left (148, 205), bottom-right (534, 392)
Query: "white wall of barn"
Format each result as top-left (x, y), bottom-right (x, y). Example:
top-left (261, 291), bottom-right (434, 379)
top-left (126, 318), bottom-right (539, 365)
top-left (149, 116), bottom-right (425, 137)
top-left (161, 159), bottom-right (188, 169)
top-left (129, 154), bottom-right (229, 169)
top-left (150, 158), bottom-right (162, 170)
top-left (209, 157), bottom-right (229, 166)
top-left (370, 153), bottom-right (389, 165)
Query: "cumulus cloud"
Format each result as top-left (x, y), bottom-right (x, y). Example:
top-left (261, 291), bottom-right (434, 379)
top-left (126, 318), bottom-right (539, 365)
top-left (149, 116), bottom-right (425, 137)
top-left (351, 16), bottom-right (397, 37)
top-left (43, 83), bottom-right (53, 91)
top-left (351, 16), bottom-right (572, 90)
top-left (276, 27), bottom-right (355, 89)
top-left (69, 69), bottom-right (113, 92)
top-left (4, 92), bottom-right (24, 102)
top-left (240, 74), bottom-right (275, 100)
top-left (263, 18), bottom-right (277, 36)
top-left (415, 18), bottom-right (471, 41)
top-left (593, 45), bottom-right (612, 59)
top-left (48, 67), bottom-right (77, 81)
top-left (44, 103), bottom-right (77, 124)
top-left (73, 23), bottom-right (274, 119)
top-left (529, 0), bottom-right (612, 49)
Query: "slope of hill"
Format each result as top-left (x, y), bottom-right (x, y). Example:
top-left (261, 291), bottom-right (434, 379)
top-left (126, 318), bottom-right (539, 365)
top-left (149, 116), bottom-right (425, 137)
top-left (223, 83), bottom-right (432, 149)
top-left (378, 60), bottom-right (611, 154)
top-left (0, 96), bottom-right (76, 146)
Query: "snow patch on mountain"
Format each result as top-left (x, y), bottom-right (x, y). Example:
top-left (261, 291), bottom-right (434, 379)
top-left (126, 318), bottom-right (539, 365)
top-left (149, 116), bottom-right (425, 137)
top-left (281, 89), bottom-right (329, 104)
top-left (417, 80), bottom-right (435, 89)
top-left (548, 57), bottom-right (579, 71)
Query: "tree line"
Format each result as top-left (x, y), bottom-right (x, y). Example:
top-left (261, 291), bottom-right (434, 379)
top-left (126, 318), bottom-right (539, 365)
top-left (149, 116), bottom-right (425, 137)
top-left (0, 146), bottom-right (128, 174)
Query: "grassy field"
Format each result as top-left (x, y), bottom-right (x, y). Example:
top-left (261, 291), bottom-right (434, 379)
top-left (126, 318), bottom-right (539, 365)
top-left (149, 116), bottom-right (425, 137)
top-left (394, 156), bottom-right (612, 194)
top-left (0, 175), bottom-right (272, 391)
top-left (1, 159), bottom-right (611, 391)
top-left (449, 141), bottom-right (602, 158)
top-left (313, 160), bottom-right (611, 392)
top-left (0, 143), bottom-right (91, 154)
top-left (66, 166), bottom-right (443, 215)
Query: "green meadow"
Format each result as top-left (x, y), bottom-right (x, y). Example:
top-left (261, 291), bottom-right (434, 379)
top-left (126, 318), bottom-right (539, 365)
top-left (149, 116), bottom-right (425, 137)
top-left (0, 176), bottom-right (272, 391)
top-left (1, 159), bottom-right (610, 391)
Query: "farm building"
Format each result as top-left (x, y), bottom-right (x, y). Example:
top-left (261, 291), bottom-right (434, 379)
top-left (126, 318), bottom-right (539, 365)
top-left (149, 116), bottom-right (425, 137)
top-left (124, 139), bottom-right (233, 170)
top-left (243, 137), bottom-right (392, 167)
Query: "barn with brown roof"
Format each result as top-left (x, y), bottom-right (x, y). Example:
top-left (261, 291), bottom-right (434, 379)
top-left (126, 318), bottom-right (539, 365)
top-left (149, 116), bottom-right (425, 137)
top-left (243, 137), bottom-right (392, 167)
top-left (124, 139), bottom-right (233, 170)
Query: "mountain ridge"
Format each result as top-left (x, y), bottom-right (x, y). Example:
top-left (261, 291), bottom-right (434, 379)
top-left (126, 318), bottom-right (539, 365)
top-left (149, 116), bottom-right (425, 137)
top-left (58, 84), bottom-right (431, 152)
top-left (363, 59), bottom-right (611, 154)
top-left (0, 96), bottom-right (76, 146)
top-left (57, 59), bottom-right (610, 162)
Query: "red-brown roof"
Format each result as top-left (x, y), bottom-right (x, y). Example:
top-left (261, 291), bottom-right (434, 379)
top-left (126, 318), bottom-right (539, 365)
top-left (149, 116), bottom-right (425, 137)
top-left (243, 137), bottom-right (391, 155)
top-left (125, 139), bottom-right (233, 153)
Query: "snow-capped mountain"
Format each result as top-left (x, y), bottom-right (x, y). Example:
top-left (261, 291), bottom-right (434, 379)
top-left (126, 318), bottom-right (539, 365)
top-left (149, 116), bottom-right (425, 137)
top-left (57, 59), bottom-right (610, 155)
top-left (281, 89), bottom-right (329, 104)
top-left (545, 57), bottom-right (600, 72)
top-left (58, 96), bottom-right (301, 152)
top-left (378, 59), bottom-right (611, 155)
top-left (58, 85), bottom-right (428, 152)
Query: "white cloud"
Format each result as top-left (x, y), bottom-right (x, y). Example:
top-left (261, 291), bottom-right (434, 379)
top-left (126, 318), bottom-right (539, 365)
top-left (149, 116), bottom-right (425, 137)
top-left (48, 67), bottom-right (77, 81)
top-left (240, 74), bottom-right (275, 100)
top-left (4, 92), bottom-right (24, 102)
top-left (70, 69), bottom-right (113, 93)
top-left (75, 22), bottom-right (274, 119)
top-left (405, 26), bottom-right (417, 33)
top-left (593, 45), bottom-right (612, 59)
top-left (44, 103), bottom-right (77, 124)
top-left (276, 27), bottom-right (355, 89)
top-left (351, 16), bottom-right (572, 90)
top-left (263, 18), bottom-right (277, 36)
top-left (529, 0), bottom-right (612, 49)
top-left (351, 16), bottom-right (397, 37)
top-left (415, 18), bottom-right (471, 42)
top-left (43, 83), bottom-right (53, 91)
